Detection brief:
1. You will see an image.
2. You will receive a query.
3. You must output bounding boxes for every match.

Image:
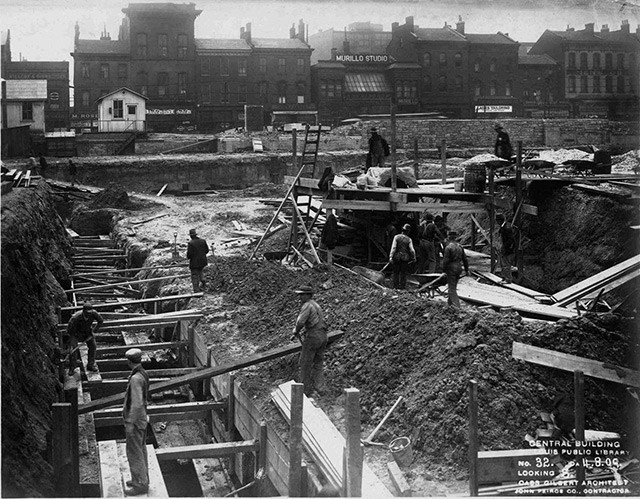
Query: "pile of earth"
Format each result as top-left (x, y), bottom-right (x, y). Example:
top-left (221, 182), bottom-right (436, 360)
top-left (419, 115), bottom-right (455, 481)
top-left (217, 182), bottom-right (289, 199)
top-left (201, 256), bottom-right (638, 475)
top-left (87, 183), bottom-right (131, 209)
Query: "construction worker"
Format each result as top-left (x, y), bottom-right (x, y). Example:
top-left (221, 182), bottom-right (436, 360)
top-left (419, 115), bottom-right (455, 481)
top-left (434, 215), bottom-right (448, 270)
top-left (68, 159), bottom-right (77, 186)
top-left (123, 348), bottom-right (150, 496)
top-left (493, 123), bottom-right (513, 161)
top-left (442, 231), bottom-right (469, 309)
top-left (367, 127), bottom-right (390, 168)
top-left (65, 302), bottom-right (103, 375)
top-left (495, 213), bottom-right (516, 284)
top-left (186, 228), bottom-right (210, 292)
top-left (417, 213), bottom-right (437, 273)
top-left (389, 223), bottom-right (416, 290)
top-left (291, 285), bottom-right (327, 397)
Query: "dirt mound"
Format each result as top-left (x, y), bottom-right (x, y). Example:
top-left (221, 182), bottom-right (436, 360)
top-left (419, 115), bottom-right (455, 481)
top-left (88, 183), bottom-right (131, 209)
top-left (238, 182), bottom-right (289, 198)
top-left (202, 257), bottom-right (638, 476)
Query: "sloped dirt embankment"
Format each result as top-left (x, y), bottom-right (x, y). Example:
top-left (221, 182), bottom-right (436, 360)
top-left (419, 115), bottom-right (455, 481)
top-left (1, 183), bottom-right (72, 497)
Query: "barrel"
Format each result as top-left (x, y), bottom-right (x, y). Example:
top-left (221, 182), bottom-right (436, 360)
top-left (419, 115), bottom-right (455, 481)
top-left (389, 436), bottom-right (413, 468)
top-left (464, 164), bottom-right (487, 193)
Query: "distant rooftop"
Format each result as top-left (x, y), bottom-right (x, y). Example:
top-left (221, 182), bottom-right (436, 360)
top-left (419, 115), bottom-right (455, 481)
top-left (195, 39), bottom-right (251, 51)
top-left (251, 38), bottom-right (310, 50)
top-left (122, 2), bottom-right (202, 15)
top-left (413, 27), bottom-right (466, 42)
top-left (465, 33), bottom-right (518, 44)
top-left (519, 53), bottom-right (557, 66)
top-left (74, 39), bottom-right (129, 55)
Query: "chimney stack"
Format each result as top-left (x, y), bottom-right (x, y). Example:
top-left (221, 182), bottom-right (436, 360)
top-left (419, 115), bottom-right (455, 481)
top-left (584, 22), bottom-right (594, 33)
top-left (456, 16), bottom-right (465, 35)
top-left (601, 24), bottom-right (609, 32)
top-left (343, 39), bottom-right (350, 54)
top-left (392, 22), bottom-right (399, 32)
top-left (240, 23), bottom-right (251, 43)
top-left (621, 19), bottom-right (630, 33)
top-left (331, 47), bottom-right (337, 60)
top-left (240, 26), bottom-right (245, 38)
top-left (405, 16), bottom-right (414, 31)
top-left (298, 19), bottom-right (305, 41)
top-left (290, 23), bottom-right (296, 39)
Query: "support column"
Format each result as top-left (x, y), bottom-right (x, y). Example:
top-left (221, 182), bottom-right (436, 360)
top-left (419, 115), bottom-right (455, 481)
top-left (289, 383), bottom-right (304, 497)
top-left (52, 403), bottom-right (75, 498)
top-left (574, 371), bottom-right (585, 496)
top-left (440, 139), bottom-right (447, 184)
top-left (515, 141), bottom-right (524, 280)
top-left (468, 380), bottom-right (479, 497)
top-left (344, 388), bottom-right (363, 497)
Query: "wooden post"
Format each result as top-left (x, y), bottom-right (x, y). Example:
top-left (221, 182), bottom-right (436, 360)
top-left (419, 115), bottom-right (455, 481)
top-left (515, 141), bottom-right (524, 281)
top-left (574, 371), bottom-right (585, 495)
top-left (52, 403), bottom-right (74, 497)
top-left (468, 380), bottom-right (479, 497)
top-left (291, 185), bottom-right (299, 253)
top-left (205, 346), bottom-right (214, 431)
top-left (440, 139), bottom-right (447, 184)
top-left (289, 382), bottom-right (304, 497)
top-left (292, 128), bottom-right (298, 166)
top-left (300, 461), bottom-right (309, 497)
top-left (344, 388), bottom-right (363, 497)
top-left (391, 103), bottom-right (397, 192)
top-left (488, 166), bottom-right (496, 273)
top-left (64, 386), bottom-right (80, 496)
top-left (413, 138), bottom-right (419, 180)
top-left (470, 216), bottom-right (477, 251)
top-left (257, 420), bottom-right (268, 472)
top-left (187, 324), bottom-right (195, 367)
top-left (254, 421), bottom-right (270, 496)
top-left (227, 373), bottom-right (236, 477)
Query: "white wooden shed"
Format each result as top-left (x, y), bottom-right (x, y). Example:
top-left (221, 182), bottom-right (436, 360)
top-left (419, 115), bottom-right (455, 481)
top-left (96, 87), bottom-right (147, 133)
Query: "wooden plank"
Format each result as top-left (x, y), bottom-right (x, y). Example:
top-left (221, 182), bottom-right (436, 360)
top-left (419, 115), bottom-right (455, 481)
top-left (63, 274), bottom-right (191, 293)
top-left (156, 184), bottom-right (168, 197)
top-left (477, 449), bottom-right (552, 485)
top-left (387, 461), bottom-right (412, 497)
top-left (116, 443), bottom-right (169, 497)
top-left (132, 213), bottom-right (169, 225)
top-left (79, 330), bottom-right (344, 414)
top-left (94, 411), bottom-right (210, 427)
top-left (66, 227), bottom-right (81, 238)
top-left (72, 264), bottom-right (189, 278)
top-left (154, 441), bottom-right (258, 460)
top-left (98, 441), bottom-right (124, 497)
top-left (95, 401), bottom-right (224, 419)
top-left (61, 293), bottom-right (203, 312)
top-left (579, 267), bottom-right (640, 301)
top-left (474, 271), bottom-right (551, 300)
top-left (96, 341), bottom-right (186, 357)
top-left (99, 367), bottom-right (201, 379)
top-left (322, 199), bottom-right (485, 213)
top-left (96, 323), bottom-right (181, 334)
top-left (512, 342), bottom-right (640, 387)
top-left (522, 203), bottom-right (538, 215)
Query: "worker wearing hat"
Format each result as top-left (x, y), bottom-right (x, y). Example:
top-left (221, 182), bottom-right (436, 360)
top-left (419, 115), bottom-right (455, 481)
top-left (65, 301), bottom-right (104, 376)
top-left (417, 212), bottom-right (437, 274)
top-left (495, 213), bottom-right (516, 284)
top-left (123, 348), bottom-right (150, 496)
top-left (493, 123), bottom-right (513, 161)
top-left (186, 228), bottom-right (210, 292)
top-left (367, 126), bottom-right (390, 169)
top-left (441, 230), bottom-right (469, 309)
top-left (291, 285), bottom-right (328, 397)
top-left (389, 223), bottom-right (416, 290)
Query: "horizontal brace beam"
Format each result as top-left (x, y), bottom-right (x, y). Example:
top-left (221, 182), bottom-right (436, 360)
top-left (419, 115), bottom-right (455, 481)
top-left (154, 440), bottom-right (258, 461)
top-left (63, 274), bottom-right (190, 293)
top-left (96, 341), bottom-right (186, 356)
top-left (60, 292), bottom-right (203, 312)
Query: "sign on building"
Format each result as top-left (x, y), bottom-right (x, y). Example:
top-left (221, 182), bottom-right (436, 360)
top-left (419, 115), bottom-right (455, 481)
top-left (474, 105), bottom-right (513, 113)
top-left (335, 54), bottom-right (389, 63)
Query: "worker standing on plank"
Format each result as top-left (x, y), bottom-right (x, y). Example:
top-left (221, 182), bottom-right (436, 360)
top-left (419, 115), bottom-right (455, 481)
top-left (495, 213), bottom-right (516, 284)
top-left (367, 127), bottom-right (390, 169)
top-left (442, 231), bottom-right (469, 309)
top-left (291, 285), bottom-right (327, 397)
top-left (493, 123), bottom-right (513, 161)
top-left (65, 302), bottom-right (103, 375)
top-left (417, 213), bottom-right (437, 274)
top-left (389, 224), bottom-right (416, 290)
top-left (434, 215), bottom-right (448, 271)
top-left (68, 159), bottom-right (77, 186)
top-left (186, 228), bottom-right (210, 292)
top-left (123, 348), bottom-right (150, 496)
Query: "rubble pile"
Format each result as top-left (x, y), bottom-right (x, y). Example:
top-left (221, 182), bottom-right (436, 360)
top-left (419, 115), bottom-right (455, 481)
top-left (203, 256), bottom-right (636, 473)
top-left (612, 149), bottom-right (640, 174)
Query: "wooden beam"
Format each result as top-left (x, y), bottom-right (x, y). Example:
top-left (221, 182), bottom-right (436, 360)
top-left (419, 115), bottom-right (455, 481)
top-left (63, 274), bottom-right (190, 293)
top-left (97, 440), bottom-right (123, 497)
top-left (94, 411), bottom-right (211, 427)
top-left (154, 440), bottom-right (258, 460)
top-left (387, 461), bottom-right (412, 497)
top-left (99, 367), bottom-right (201, 379)
top-left (344, 387), bottom-right (363, 497)
top-left (52, 403), bottom-right (74, 497)
top-left (512, 342), bottom-right (640, 387)
top-left (96, 341), bottom-right (186, 357)
top-left (79, 330), bottom-right (344, 414)
top-left (94, 400), bottom-right (224, 418)
top-left (468, 380), bottom-right (479, 497)
top-left (322, 199), bottom-right (485, 213)
top-left (61, 292), bottom-right (203, 312)
top-left (94, 322), bottom-right (181, 334)
top-left (72, 264), bottom-right (189, 278)
top-left (289, 383), bottom-right (304, 497)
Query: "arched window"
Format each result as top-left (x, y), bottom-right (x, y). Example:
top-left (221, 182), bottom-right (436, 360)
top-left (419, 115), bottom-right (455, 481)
top-left (605, 75), bottom-right (613, 93)
top-left (439, 53), bottom-right (447, 66)
top-left (617, 75), bottom-right (625, 93)
top-left (474, 60), bottom-right (480, 73)
top-left (297, 82), bottom-right (305, 104)
top-left (580, 52), bottom-right (588, 70)
top-left (278, 81), bottom-right (287, 103)
top-left (454, 52), bottom-right (462, 68)
top-left (617, 53), bottom-right (625, 69)
top-left (580, 75), bottom-right (588, 93)
top-left (423, 52), bottom-right (431, 67)
top-left (438, 75), bottom-right (447, 92)
top-left (474, 81), bottom-right (481, 97)
top-left (593, 76), bottom-right (600, 93)
top-left (593, 53), bottom-right (601, 70)
top-left (454, 75), bottom-right (463, 92)
top-left (490, 80), bottom-right (496, 96)
top-left (568, 76), bottom-right (576, 93)
top-left (505, 80), bottom-right (512, 96)
top-left (605, 53), bottom-right (613, 69)
top-left (423, 76), bottom-right (432, 92)
top-left (489, 58), bottom-right (496, 72)
top-left (568, 52), bottom-right (576, 69)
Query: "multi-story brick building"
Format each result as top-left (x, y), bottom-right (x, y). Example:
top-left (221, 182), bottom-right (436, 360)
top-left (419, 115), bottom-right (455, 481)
top-left (518, 44), bottom-right (563, 117)
top-left (308, 22), bottom-right (392, 64)
top-left (528, 21), bottom-right (640, 119)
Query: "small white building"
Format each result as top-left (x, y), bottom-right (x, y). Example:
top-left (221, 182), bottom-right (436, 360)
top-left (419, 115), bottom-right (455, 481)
top-left (3, 79), bottom-right (48, 132)
top-left (96, 87), bottom-right (147, 133)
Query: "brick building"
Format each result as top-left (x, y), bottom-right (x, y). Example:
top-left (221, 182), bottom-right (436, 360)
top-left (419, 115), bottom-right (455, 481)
top-left (308, 22), bottom-right (392, 64)
top-left (528, 21), bottom-right (640, 119)
top-left (518, 44), bottom-right (564, 118)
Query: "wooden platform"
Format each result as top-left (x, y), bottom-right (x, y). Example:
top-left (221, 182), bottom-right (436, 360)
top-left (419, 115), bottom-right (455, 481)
top-left (98, 441), bottom-right (168, 497)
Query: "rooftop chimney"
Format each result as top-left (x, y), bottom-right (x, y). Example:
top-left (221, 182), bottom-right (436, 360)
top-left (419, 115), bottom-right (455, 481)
top-left (240, 26), bottom-right (245, 38)
top-left (343, 39), bottom-right (350, 54)
top-left (240, 22), bottom-right (251, 43)
top-left (456, 15), bottom-right (465, 34)
top-left (392, 22), bottom-right (399, 32)
top-left (621, 19), bottom-right (630, 33)
top-left (405, 16), bottom-right (414, 31)
top-left (601, 24), bottom-right (609, 32)
top-left (298, 19), bottom-right (305, 41)
top-left (584, 22), bottom-right (594, 32)
top-left (290, 23), bottom-right (296, 39)
top-left (331, 47), bottom-right (337, 60)
top-left (566, 25), bottom-right (574, 32)
top-left (74, 21), bottom-right (80, 46)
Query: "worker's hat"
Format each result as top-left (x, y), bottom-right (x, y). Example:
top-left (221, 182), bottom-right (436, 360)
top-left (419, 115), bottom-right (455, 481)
top-left (447, 230), bottom-right (459, 238)
top-left (424, 213), bottom-right (434, 221)
top-left (495, 213), bottom-right (505, 220)
top-left (294, 285), bottom-right (314, 295)
top-left (125, 348), bottom-right (143, 364)
top-left (189, 228), bottom-right (197, 236)
top-left (493, 123), bottom-right (503, 130)
top-left (402, 223), bottom-right (412, 232)
top-left (82, 302), bottom-right (94, 311)
top-left (370, 127), bottom-right (378, 133)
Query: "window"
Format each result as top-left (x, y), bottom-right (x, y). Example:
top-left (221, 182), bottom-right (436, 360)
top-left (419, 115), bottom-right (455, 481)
top-left (100, 63), bottom-right (109, 79)
top-left (423, 52), bottom-right (431, 67)
top-left (137, 33), bottom-right (147, 57)
top-left (113, 99), bottom-right (124, 119)
top-left (568, 76), bottom-right (576, 93)
top-left (454, 75), bottom-right (463, 92)
top-left (259, 58), bottom-right (267, 73)
top-left (605, 75), bottom-right (613, 92)
top-left (423, 75), bottom-right (431, 92)
top-left (454, 52), bottom-right (462, 68)
top-left (202, 84), bottom-right (212, 104)
top-left (158, 34), bottom-right (168, 57)
top-left (580, 75), bottom-right (588, 93)
top-left (278, 58), bottom-right (286, 74)
top-left (82, 91), bottom-right (90, 107)
top-left (238, 84), bottom-right (247, 103)
top-left (221, 82), bottom-right (230, 103)
top-left (335, 82), bottom-right (342, 98)
top-left (617, 75), bottom-right (625, 93)
top-left (474, 60), bottom-right (480, 73)
top-left (474, 81), bottom-right (481, 97)
top-left (327, 82), bottom-right (335, 98)
top-left (259, 81), bottom-right (268, 100)
top-left (137, 71), bottom-right (148, 96)
top-left (220, 57), bottom-right (229, 76)
top-left (21, 102), bottom-right (33, 121)
top-left (178, 72), bottom-right (187, 95)
top-left (201, 59), bottom-right (210, 77)
top-left (177, 34), bottom-right (188, 58)
top-left (580, 52), bottom-right (588, 70)
top-left (157, 72), bottom-right (168, 96)
top-left (593, 53), bottom-right (601, 70)
top-left (278, 81), bottom-right (286, 103)
top-left (81, 63), bottom-right (90, 78)
top-left (127, 104), bottom-right (137, 115)
top-left (505, 80), bottom-right (512, 96)
top-left (490, 58), bottom-right (496, 72)
top-left (297, 58), bottom-right (305, 74)
top-left (297, 82), bottom-right (305, 103)
top-left (438, 75), bottom-right (446, 92)
top-left (593, 75), bottom-right (601, 93)
top-left (490, 80), bottom-right (496, 96)
top-left (605, 53), bottom-right (613, 69)
top-left (568, 52), bottom-right (576, 69)
top-left (630, 53), bottom-right (636, 71)
top-left (439, 53), bottom-right (447, 66)
top-left (118, 64), bottom-right (127, 79)
top-left (617, 53), bottom-right (624, 69)
top-left (238, 58), bottom-right (247, 76)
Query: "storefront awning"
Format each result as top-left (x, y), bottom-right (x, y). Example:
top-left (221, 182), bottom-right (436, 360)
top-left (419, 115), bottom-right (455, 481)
top-left (345, 73), bottom-right (391, 93)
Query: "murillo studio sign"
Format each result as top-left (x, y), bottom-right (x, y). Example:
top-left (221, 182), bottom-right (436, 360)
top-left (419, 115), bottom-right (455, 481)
top-left (146, 108), bottom-right (193, 115)
top-left (335, 54), bottom-right (389, 63)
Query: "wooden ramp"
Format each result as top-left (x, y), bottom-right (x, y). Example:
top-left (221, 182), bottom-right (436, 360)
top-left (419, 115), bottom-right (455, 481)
top-left (98, 440), bottom-right (168, 497)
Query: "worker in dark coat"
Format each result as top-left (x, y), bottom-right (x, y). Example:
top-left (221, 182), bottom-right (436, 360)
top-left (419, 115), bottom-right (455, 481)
top-left (68, 159), bottom-right (77, 186)
top-left (442, 231), bottom-right (469, 309)
top-left (434, 215), bottom-right (448, 270)
top-left (292, 286), bottom-right (327, 397)
top-left (39, 156), bottom-right (48, 178)
top-left (186, 228), bottom-right (210, 292)
top-left (495, 213), bottom-right (516, 283)
top-left (417, 213), bottom-right (437, 273)
top-left (493, 123), bottom-right (513, 161)
top-left (368, 127), bottom-right (390, 168)
top-left (123, 348), bottom-right (150, 496)
top-left (65, 302), bottom-right (103, 375)
top-left (389, 224), bottom-right (416, 290)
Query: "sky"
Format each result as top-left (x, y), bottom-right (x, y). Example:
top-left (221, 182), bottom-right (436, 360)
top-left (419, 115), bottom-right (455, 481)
top-left (2, 0), bottom-right (640, 63)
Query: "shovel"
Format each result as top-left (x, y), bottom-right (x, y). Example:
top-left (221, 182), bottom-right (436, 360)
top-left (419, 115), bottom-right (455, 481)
top-left (352, 262), bottom-right (391, 285)
top-left (361, 395), bottom-right (403, 447)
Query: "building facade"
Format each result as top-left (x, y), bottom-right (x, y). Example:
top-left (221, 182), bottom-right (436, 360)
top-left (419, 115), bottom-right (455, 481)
top-left (308, 22), bottom-right (392, 64)
top-left (96, 87), bottom-right (147, 132)
top-left (3, 80), bottom-right (48, 132)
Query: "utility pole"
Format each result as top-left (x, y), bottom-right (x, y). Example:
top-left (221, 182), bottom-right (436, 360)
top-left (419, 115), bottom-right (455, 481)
top-left (515, 141), bottom-right (524, 279)
top-left (390, 99), bottom-right (397, 192)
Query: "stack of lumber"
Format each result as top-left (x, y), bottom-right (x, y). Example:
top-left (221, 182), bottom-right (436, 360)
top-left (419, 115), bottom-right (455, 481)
top-left (551, 255), bottom-right (640, 307)
top-left (271, 381), bottom-right (391, 497)
top-left (474, 271), bottom-right (553, 302)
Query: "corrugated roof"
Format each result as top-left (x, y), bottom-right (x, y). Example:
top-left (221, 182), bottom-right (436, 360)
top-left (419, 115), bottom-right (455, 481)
top-left (466, 33), bottom-right (518, 44)
top-left (344, 73), bottom-right (391, 93)
top-left (195, 38), bottom-right (251, 51)
top-left (5, 79), bottom-right (48, 100)
top-left (414, 27), bottom-right (465, 42)
top-left (387, 62), bottom-right (422, 69)
top-left (519, 54), bottom-right (557, 66)
top-left (75, 39), bottom-right (129, 55)
top-left (252, 38), bottom-right (310, 50)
